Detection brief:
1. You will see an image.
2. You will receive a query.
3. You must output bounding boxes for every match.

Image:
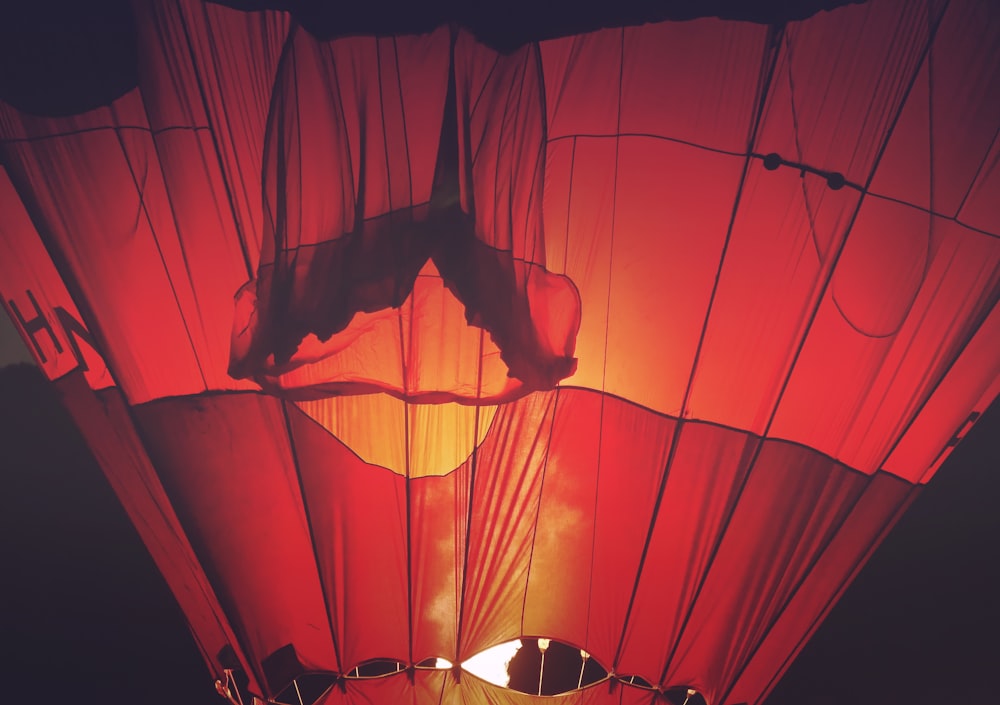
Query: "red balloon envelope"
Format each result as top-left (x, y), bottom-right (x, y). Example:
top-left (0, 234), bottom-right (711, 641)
top-left (1, 1), bottom-right (998, 704)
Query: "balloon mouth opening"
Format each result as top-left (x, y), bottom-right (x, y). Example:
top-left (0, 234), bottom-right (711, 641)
top-left (263, 644), bottom-right (708, 703)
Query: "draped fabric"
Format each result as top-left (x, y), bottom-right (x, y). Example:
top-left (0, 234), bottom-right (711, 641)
top-left (1, 1), bottom-right (998, 704)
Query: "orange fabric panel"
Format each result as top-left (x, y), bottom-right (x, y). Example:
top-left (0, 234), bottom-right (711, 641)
top-left (600, 139), bottom-right (742, 415)
top-left (294, 393), bottom-right (496, 478)
top-left (409, 464), bottom-right (470, 663)
top-left (458, 391), bottom-right (558, 660)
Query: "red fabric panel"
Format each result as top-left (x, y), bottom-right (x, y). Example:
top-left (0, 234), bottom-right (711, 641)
top-left (134, 393), bottom-right (340, 683)
top-left (285, 402), bottom-right (410, 669)
top-left (754, 0), bottom-right (937, 185)
top-left (601, 139), bottom-right (742, 415)
top-left (52, 374), bottom-right (249, 689)
top-left (869, 0), bottom-right (1000, 219)
top-left (410, 464), bottom-right (470, 663)
top-left (522, 390), bottom-right (675, 666)
top-left (0, 89), bottom-right (253, 400)
top-left (453, 34), bottom-right (545, 260)
top-left (685, 167), bottom-right (861, 433)
top-left (771, 212), bottom-right (999, 479)
top-left (657, 443), bottom-right (876, 702)
top-left (725, 472), bottom-right (917, 705)
top-left (0, 169), bottom-right (112, 388)
top-left (884, 301), bottom-right (1000, 482)
top-left (0, 96), bottom-right (206, 400)
top-left (615, 421), bottom-right (760, 681)
top-left (50, 380), bottom-right (921, 702)
top-left (459, 391), bottom-right (557, 659)
top-left (167, 0), bottom-right (292, 263)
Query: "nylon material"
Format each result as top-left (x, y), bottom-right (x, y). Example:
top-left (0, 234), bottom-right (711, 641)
top-left (0, 83), bottom-right (147, 139)
top-left (522, 390), bottom-right (676, 667)
top-left (411, 466), bottom-right (470, 662)
top-left (121, 128), bottom-right (256, 391)
top-left (1, 129), bottom-right (209, 401)
top-left (286, 402), bottom-right (409, 670)
top-left (135, 0), bottom-right (211, 130)
top-left (262, 29), bottom-right (357, 257)
top-left (831, 218), bottom-right (1000, 472)
top-left (551, 139), bottom-right (616, 395)
top-left (686, 168), bottom-right (860, 434)
top-left (0, 170), bottom-right (113, 387)
top-left (959, 134), bottom-right (1000, 234)
top-left (873, 0), bottom-right (1000, 216)
top-left (393, 30), bottom-right (451, 208)
top-left (404, 264), bottom-right (509, 397)
top-left (54, 376), bottom-right (247, 687)
top-left (725, 472), bottom-right (915, 705)
top-left (771, 216), bottom-right (1000, 477)
top-left (521, 390), bottom-right (603, 653)
top-left (1, 4), bottom-right (998, 701)
top-left (754, 0), bottom-right (933, 184)
top-left (376, 38), bottom-right (415, 214)
top-left (134, 394), bottom-right (339, 678)
top-left (244, 258), bottom-right (538, 402)
top-left (459, 390), bottom-right (557, 660)
top-left (295, 394), bottom-right (498, 478)
top-left (659, 445), bottom-right (871, 701)
top-left (242, 96), bottom-right (579, 401)
top-left (619, 22), bottom-right (766, 154)
top-left (830, 198), bottom-right (933, 338)
top-left (869, 62), bottom-right (933, 211)
top-left (539, 138), bottom-right (573, 276)
top-left (322, 32), bottom-right (447, 222)
top-left (174, 0), bottom-right (293, 264)
top-left (601, 140), bottom-right (744, 416)
top-left (586, 395), bottom-right (677, 671)
top-left (539, 30), bottom-right (623, 139)
top-left (616, 422), bottom-right (760, 682)
top-left (457, 41), bottom-right (545, 258)
top-left (883, 284), bottom-right (1000, 481)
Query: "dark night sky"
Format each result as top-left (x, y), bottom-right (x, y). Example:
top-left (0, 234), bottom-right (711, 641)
top-left (1, 355), bottom-right (997, 705)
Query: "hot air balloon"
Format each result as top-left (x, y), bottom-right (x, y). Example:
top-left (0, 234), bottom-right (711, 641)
top-left (1, 1), bottom-right (998, 704)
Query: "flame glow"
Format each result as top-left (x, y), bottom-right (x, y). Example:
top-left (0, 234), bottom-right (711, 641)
top-left (434, 639), bottom-right (523, 688)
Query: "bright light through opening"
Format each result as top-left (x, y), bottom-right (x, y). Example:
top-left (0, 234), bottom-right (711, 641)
top-left (434, 639), bottom-right (523, 688)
